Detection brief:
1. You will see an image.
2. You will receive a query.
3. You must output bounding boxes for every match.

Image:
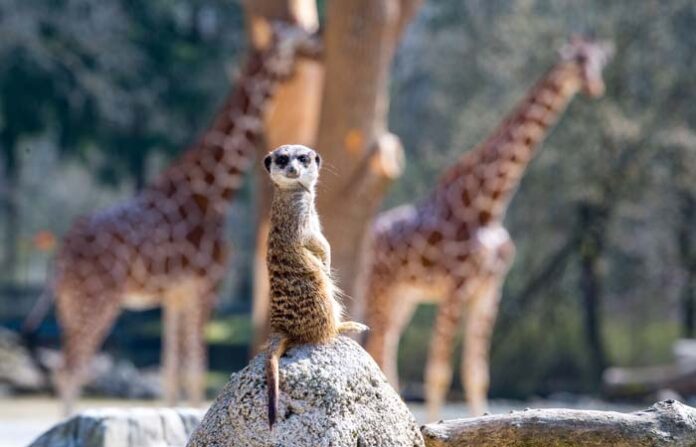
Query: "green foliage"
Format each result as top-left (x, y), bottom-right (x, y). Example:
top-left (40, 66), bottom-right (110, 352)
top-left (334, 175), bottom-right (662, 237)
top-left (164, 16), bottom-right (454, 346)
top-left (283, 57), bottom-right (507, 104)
top-left (0, 0), bottom-right (246, 187)
top-left (205, 315), bottom-right (253, 345)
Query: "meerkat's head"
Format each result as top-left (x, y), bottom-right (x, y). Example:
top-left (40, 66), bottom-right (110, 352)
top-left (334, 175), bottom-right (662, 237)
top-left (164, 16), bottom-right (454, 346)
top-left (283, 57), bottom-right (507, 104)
top-left (264, 145), bottom-right (322, 192)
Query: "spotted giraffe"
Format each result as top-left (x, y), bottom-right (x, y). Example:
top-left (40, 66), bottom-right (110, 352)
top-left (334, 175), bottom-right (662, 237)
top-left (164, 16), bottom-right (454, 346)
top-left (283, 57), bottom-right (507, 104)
top-left (49, 25), bottom-right (318, 413)
top-left (362, 37), bottom-right (612, 419)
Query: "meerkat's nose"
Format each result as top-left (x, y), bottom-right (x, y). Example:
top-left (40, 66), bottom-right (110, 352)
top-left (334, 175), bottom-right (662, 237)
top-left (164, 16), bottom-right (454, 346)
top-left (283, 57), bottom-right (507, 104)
top-left (286, 165), bottom-right (299, 178)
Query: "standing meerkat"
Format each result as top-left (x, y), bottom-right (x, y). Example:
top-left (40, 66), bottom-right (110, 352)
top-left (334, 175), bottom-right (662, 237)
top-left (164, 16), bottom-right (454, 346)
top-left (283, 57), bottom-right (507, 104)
top-left (263, 144), bottom-right (367, 428)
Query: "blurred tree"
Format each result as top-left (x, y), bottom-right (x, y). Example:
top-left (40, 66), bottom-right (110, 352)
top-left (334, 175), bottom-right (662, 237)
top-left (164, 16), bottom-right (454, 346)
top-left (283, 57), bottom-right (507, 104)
top-left (577, 200), bottom-right (609, 381)
top-left (0, 0), bottom-right (244, 280)
top-left (242, 0), bottom-right (324, 353)
top-left (247, 0), bottom-right (424, 352)
top-left (678, 191), bottom-right (695, 337)
top-left (314, 0), bottom-right (423, 313)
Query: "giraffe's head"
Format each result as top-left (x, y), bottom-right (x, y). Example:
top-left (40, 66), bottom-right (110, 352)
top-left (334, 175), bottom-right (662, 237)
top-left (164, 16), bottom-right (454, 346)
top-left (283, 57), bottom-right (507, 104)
top-left (264, 144), bottom-right (322, 192)
top-left (559, 36), bottom-right (613, 97)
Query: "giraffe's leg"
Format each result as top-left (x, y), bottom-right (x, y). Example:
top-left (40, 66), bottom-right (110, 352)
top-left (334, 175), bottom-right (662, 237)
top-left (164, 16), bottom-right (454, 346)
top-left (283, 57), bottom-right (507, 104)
top-left (424, 280), bottom-right (484, 422)
top-left (55, 289), bottom-right (121, 415)
top-left (461, 275), bottom-right (503, 416)
top-left (364, 284), bottom-right (417, 388)
top-left (382, 292), bottom-right (418, 389)
top-left (182, 289), bottom-right (213, 406)
top-left (363, 283), bottom-right (391, 372)
top-left (162, 296), bottom-right (182, 406)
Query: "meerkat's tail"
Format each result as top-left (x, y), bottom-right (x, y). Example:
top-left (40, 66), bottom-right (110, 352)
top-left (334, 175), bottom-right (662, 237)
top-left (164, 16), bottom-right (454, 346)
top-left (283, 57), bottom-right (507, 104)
top-left (338, 321), bottom-right (369, 334)
top-left (266, 336), bottom-right (289, 429)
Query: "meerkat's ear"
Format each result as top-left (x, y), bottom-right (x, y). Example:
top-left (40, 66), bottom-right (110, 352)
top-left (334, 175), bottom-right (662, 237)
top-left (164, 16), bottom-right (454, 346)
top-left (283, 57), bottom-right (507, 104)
top-left (264, 154), bottom-right (273, 172)
top-left (314, 153), bottom-right (322, 168)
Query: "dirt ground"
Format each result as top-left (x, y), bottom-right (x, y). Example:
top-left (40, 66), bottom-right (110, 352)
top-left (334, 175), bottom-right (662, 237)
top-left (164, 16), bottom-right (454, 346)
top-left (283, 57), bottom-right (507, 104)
top-left (2, 396), bottom-right (643, 447)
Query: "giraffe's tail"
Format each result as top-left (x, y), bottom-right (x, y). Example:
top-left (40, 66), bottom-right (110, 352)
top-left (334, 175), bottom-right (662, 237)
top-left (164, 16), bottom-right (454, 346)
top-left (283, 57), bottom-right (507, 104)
top-left (22, 257), bottom-right (58, 337)
top-left (21, 259), bottom-right (58, 377)
top-left (266, 336), bottom-right (289, 429)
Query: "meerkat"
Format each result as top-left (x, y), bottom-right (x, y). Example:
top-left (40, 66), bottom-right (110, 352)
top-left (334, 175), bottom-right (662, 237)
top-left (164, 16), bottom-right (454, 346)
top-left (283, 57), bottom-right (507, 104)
top-left (263, 144), bottom-right (367, 428)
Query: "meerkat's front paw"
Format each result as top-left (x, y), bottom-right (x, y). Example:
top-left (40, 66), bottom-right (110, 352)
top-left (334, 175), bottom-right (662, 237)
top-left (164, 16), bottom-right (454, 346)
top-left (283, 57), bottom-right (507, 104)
top-left (338, 321), bottom-right (369, 334)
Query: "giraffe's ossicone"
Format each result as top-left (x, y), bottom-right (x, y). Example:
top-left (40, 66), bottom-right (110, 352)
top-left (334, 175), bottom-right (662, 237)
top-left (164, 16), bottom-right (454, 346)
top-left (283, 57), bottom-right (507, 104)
top-left (361, 36), bottom-right (612, 420)
top-left (43, 24), bottom-right (319, 414)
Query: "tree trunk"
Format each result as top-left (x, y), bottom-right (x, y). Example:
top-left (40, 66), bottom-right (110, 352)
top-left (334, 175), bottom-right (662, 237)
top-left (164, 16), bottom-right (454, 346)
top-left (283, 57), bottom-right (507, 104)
top-left (495, 235), bottom-right (578, 345)
top-left (603, 361), bottom-right (696, 399)
top-left (1, 132), bottom-right (19, 282)
top-left (314, 0), bottom-right (421, 314)
top-left (129, 106), bottom-right (148, 192)
top-left (246, 0), bottom-right (423, 351)
top-left (421, 400), bottom-right (696, 447)
top-left (243, 0), bottom-right (324, 354)
top-left (129, 152), bottom-right (147, 192)
top-left (578, 201), bottom-right (609, 383)
top-left (677, 191), bottom-right (695, 338)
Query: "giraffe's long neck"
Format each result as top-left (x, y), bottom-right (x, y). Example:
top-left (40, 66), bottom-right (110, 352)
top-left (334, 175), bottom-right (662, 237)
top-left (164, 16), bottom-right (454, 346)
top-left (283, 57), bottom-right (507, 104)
top-left (440, 61), bottom-right (583, 225)
top-left (148, 47), bottom-right (289, 217)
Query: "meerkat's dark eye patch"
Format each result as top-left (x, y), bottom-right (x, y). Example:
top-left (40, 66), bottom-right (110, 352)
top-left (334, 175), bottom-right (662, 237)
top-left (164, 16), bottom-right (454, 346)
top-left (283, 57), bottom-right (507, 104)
top-left (297, 154), bottom-right (309, 165)
top-left (275, 155), bottom-right (289, 167)
top-left (264, 154), bottom-right (272, 172)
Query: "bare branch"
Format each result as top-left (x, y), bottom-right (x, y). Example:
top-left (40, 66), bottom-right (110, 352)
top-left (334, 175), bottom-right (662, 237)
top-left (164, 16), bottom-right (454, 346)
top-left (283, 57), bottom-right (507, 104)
top-left (421, 401), bottom-right (696, 447)
top-left (396, 0), bottom-right (424, 40)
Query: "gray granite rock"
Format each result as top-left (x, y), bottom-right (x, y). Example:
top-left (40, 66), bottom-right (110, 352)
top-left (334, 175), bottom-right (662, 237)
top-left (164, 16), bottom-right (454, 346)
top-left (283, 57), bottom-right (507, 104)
top-left (38, 349), bottom-right (162, 399)
top-left (187, 337), bottom-right (424, 447)
top-left (0, 327), bottom-right (45, 392)
top-left (29, 407), bottom-right (204, 447)
top-left (85, 355), bottom-right (162, 399)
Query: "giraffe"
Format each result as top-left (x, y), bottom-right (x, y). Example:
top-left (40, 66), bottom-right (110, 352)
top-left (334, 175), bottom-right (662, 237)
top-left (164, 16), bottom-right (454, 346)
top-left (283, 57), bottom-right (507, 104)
top-left (48, 24), bottom-right (318, 414)
top-left (361, 37), bottom-right (612, 420)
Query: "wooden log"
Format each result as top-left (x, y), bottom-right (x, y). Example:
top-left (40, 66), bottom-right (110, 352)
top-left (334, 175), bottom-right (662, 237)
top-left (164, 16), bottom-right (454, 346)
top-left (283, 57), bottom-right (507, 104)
top-left (674, 339), bottom-right (696, 364)
top-left (603, 363), bottom-right (696, 399)
top-left (421, 400), bottom-right (696, 447)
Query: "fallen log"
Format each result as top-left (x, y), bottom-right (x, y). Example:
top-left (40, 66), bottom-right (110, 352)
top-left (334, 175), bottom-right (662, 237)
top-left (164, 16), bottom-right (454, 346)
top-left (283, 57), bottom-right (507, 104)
top-left (421, 400), bottom-right (696, 447)
top-left (674, 339), bottom-right (696, 364)
top-left (603, 362), bottom-right (696, 399)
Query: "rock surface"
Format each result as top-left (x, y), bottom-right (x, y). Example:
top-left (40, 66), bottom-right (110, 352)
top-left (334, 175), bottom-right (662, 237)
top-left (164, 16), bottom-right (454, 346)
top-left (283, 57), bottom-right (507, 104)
top-left (0, 327), bottom-right (45, 393)
top-left (29, 407), bottom-right (204, 447)
top-left (39, 349), bottom-right (162, 399)
top-left (187, 337), bottom-right (424, 447)
top-left (85, 355), bottom-right (162, 399)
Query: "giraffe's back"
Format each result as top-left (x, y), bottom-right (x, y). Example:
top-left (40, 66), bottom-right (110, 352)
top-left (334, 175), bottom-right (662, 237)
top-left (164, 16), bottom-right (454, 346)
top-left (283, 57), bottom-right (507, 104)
top-left (55, 189), bottom-right (228, 305)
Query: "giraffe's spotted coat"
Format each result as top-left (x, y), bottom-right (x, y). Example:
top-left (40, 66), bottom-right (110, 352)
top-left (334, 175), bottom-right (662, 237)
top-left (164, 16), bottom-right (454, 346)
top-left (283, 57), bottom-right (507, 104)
top-left (51, 25), bottom-right (316, 414)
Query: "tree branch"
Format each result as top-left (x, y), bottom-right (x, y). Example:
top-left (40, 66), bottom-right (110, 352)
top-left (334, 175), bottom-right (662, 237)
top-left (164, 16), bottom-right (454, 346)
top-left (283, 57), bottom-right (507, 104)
top-left (421, 400), bottom-right (696, 447)
top-left (396, 0), bottom-right (424, 40)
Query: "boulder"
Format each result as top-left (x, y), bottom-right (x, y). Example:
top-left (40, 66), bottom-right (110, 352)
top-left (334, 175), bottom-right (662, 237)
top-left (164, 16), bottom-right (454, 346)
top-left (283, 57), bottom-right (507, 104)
top-left (29, 407), bottom-right (204, 447)
top-left (39, 349), bottom-right (162, 399)
top-left (187, 337), bottom-right (424, 447)
top-left (0, 327), bottom-right (45, 392)
top-left (85, 355), bottom-right (162, 399)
